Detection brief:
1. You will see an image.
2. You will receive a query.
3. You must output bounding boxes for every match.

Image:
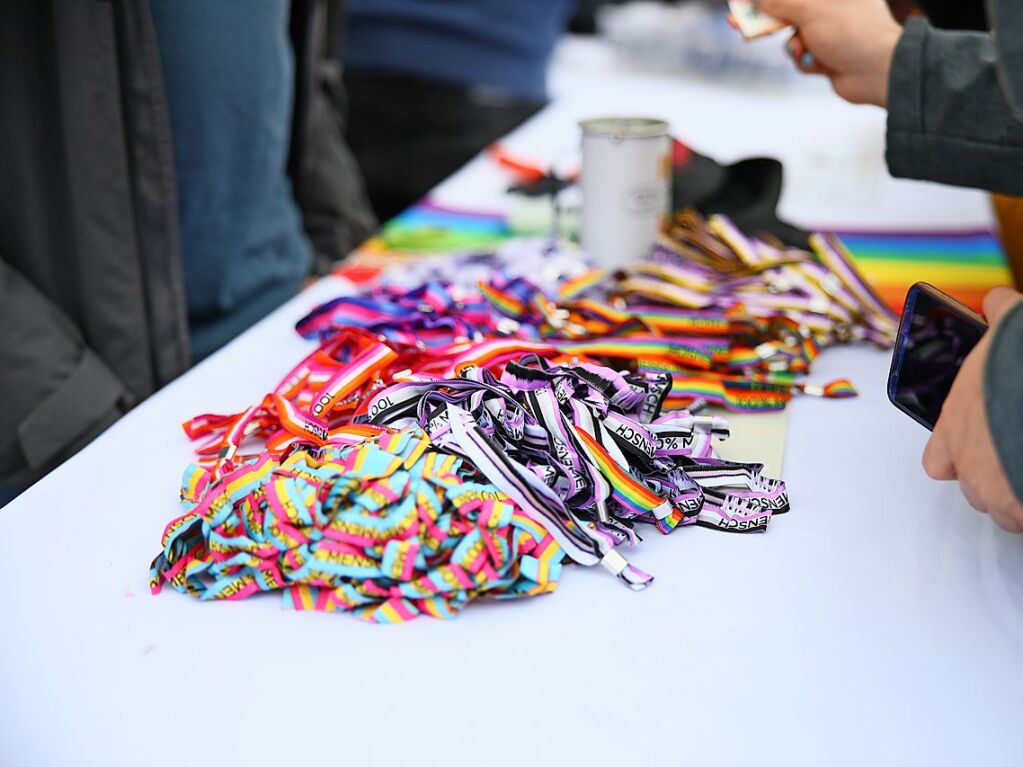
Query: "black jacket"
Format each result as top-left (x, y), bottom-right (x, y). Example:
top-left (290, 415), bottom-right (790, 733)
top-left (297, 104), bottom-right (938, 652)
top-left (0, 0), bottom-right (187, 487)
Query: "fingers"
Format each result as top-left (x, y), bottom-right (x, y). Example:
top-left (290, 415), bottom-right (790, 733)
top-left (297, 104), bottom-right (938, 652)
top-left (986, 499), bottom-right (1023, 535)
top-left (786, 33), bottom-right (828, 74)
top-left (754, 0), bottom-right (810, 26)
top-left (958, 475), bottom-right (1023, 532)
top-left (923, 426), bottom-right (956, 481)
top-left (785, 34), bottom-right (805, 66)
top-left (958, 477), bottom-right (986, 514)
top-left (990, 498), bottom-right (1023, 534)
top-left (982, 286), bottom-right (1023, 326)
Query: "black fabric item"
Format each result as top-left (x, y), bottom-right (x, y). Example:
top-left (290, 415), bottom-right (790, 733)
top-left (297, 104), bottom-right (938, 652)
top-left (673, 154), bottom-right (811, 248)
top-left (345, 70), bottom-right (544, 221)
top-left (917, 0), bottom-right (988, 31)
top-left (0, 0), bottom-right (187, 487)
top-left (289, 0), bottom-right (377, 272)
top-left (671, 153), bottom-right (728, 208)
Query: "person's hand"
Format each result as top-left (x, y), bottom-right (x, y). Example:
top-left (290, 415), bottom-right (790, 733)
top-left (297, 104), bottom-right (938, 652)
top-left (752, 0), bottom-right (903, 107)
top-left (923, 287), bottom-right (1023, 533)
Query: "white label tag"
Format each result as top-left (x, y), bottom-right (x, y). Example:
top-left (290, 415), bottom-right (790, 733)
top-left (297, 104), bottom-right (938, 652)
top-left (728, 0), bottom-right (788, 39)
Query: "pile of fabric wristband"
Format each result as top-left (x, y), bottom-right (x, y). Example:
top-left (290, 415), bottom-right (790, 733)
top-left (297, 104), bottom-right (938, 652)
top-left (150, 428), bottom-right (562, 623)
top-left (150, 211), bottom-right (895, 622)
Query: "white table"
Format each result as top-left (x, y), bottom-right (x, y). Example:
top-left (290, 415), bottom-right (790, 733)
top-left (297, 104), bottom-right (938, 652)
top-left (3, 37), bottom-right (1021, 767)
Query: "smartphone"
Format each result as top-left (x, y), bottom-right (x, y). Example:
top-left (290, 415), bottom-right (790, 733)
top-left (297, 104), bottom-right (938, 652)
top-left (887, 282), bottom-right (988, 431)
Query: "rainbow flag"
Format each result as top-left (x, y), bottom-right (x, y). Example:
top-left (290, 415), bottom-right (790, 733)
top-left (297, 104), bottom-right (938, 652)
top-left (336, 202), bottom-right (511, 286)
top-left (838, 229), bottom-right (1012, 314)
top-left (363, 201), bottom-right (509, 254)
top-left (341, 202), bottom-right (1014, 314)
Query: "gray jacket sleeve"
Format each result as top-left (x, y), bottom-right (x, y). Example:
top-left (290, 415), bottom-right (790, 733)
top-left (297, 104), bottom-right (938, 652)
top-left (0, 259), bottom-right (131, 488)
top-left (986, 303), bottom-right (1023, 502)
top-left (886, 18), bottom-right (1023, 196)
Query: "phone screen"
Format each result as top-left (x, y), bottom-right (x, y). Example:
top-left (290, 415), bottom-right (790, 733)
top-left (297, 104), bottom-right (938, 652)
top-left (890, 288), bottom-right (986, 429)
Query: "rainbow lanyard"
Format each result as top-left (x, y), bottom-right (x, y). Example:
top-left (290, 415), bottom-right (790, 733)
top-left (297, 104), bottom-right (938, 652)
top-left (151, 214), bottom-right (894, 622)
top-left (151, 427), bottom-right (563, 624)
top-left (150, 361), bottom-right (786, 620)
top-left (360, 357), bottom-right (788, 587)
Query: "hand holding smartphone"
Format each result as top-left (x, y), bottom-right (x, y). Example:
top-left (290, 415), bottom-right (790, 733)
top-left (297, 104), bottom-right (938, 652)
top-left (887, 283), bottom-right (988, 431)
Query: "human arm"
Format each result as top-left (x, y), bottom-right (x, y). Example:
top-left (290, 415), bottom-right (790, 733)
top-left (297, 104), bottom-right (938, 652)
top-left (756, 0), bottom-right (1023, 196)
top-left (886, 19), bottom-right (1023, 196)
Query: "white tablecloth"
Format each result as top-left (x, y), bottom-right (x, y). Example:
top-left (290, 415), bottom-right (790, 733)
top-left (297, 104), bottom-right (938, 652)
top-left (2, 37), bottom-right (1020, 767)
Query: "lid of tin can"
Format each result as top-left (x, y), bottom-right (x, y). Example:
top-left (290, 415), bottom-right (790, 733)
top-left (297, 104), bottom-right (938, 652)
top-left (579, 117), bottom-right (670, 141)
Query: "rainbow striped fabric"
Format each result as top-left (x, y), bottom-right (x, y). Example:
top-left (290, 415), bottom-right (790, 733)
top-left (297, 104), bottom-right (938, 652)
top-left (344, 202), bottom-right (1014, 314)
top-left (362, 202), bottom-right (510, 255)
top-left (827, 230), bottom-right (1011, 314)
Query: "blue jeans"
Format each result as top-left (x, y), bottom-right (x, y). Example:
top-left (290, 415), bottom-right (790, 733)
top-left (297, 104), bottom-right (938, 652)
top-left (149, 0), bottom-right (310, 360)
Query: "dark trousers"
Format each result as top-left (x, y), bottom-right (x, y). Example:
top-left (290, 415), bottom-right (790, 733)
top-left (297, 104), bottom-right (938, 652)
top-left (344, 71), bottom-right (543, 221)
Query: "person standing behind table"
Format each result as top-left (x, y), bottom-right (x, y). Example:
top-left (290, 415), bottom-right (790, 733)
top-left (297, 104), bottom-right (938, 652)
top-left (751, 0), bottom-right (1023, 531)
top-left (342, 0), bottom-right (577, 221)
top-left (0, 0), bottom-right (374, 507)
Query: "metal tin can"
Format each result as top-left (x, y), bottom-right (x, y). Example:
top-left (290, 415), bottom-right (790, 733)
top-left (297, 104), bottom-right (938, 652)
top-left (579, 117), bottom-right (672, 269)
